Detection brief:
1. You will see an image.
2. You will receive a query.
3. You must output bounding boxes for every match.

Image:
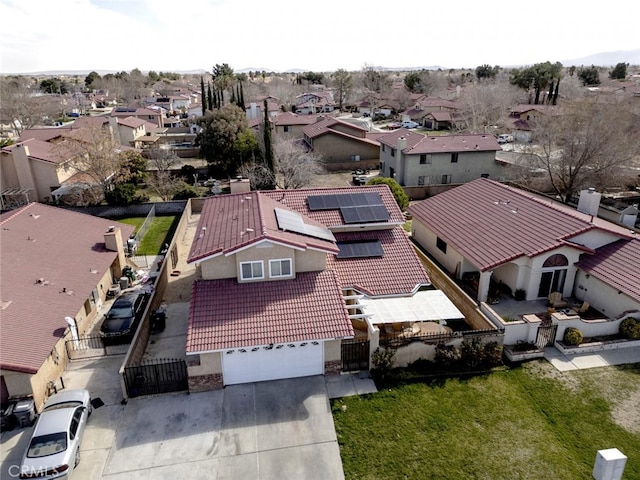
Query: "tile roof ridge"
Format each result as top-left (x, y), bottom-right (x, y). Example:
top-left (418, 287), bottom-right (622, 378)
top-left (0, 202), bottom-right (34, 225)
top-left (255, 191), bottom-right (270, 237)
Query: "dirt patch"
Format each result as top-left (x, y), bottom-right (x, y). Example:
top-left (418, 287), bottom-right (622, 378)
top-left (523, 361), bottom-right (640, 433)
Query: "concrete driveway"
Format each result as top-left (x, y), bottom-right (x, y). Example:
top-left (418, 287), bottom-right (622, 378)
top-left (1, 369), bottom-right (344, 480)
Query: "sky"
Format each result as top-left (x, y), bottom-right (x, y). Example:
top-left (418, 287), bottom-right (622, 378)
top-left (1, 0), bottom-right (639, 74)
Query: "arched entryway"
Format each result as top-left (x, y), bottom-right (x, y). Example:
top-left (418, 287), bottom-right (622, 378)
top-left (537, 254), bottom-right (568, 298)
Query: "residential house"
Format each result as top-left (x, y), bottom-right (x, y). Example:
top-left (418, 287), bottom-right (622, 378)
top-left (185, 184), bottom-right (462, 390)
top-left (378, 129), bottom-right (504, 187)
top-left (0, 118), bottom-right (144, 208)
top-left (246, 96), bottom-right (281, 120)
top-left (400, 97), bottom-right (459, 126)
top-left (110, 107), bottom-right (164, 128)
top-left (302, 117), bottom-right (381, 170)
top-left (407, 178), bottom-right (640, 319)
top-left (0, 203), bottom-right (133, 409)
top-left (505, 104), bottom-right (562, 142)
top-left (272, 112), bottom-right (319, 139)
top-left (295, 91), bottom-right (335, 114)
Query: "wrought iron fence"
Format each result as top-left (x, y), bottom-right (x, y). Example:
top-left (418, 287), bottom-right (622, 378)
top-left (123, 358), bottom-right (188, 398)
top-left (380, 327), bottom-right (504, 349)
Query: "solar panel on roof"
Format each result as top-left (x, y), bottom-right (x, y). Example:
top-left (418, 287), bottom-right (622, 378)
top-left (275, 208), bottom-right (335, 242)
top-left (308, 194), bottom-right (340, 211)
top-left (340, 205), bottom-right (390, 224)
top-left (336, 240), bottom-right (384, 259)
top-left (308, 192), bottom-right (386, 211)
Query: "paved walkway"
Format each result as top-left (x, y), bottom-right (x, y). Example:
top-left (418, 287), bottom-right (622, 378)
top-left (544, 345), bottom-right (640, 372)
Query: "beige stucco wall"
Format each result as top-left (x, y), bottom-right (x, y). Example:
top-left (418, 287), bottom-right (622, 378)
top-left (187, 352), bottom-right (223, 377)
top-left (324, 339), bottom-right (342, 364)
top-left (199, 254), bottom-right (236, 280)
top-left (573, 272), bottom-right (640, 319)
top-left (199, 242), bottom-right (327, 281)
top-left (314, 135), bottom-right (380, 163)
top-left (412, 220), bottom-right (467, 276)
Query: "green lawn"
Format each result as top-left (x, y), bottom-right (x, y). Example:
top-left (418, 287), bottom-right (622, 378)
top-left (117, 215), bottom-right (179, 255)
top-left (332, 361), bottom-right (640, 480)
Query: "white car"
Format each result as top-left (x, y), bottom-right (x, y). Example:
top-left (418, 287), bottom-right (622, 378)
top-left (401, 121), bottom-right (420, 129)
top-left (497, 134), bottom-right (514, 144)
top-left (19, 390), bottom-right (92, 479)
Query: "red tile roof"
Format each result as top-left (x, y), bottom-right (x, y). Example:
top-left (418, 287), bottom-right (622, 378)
top-left (329, 229), bottom-right (430, 296)
top-left (262, 185), bottom-right (405, 227)
top-left (576, 239), bottom-right (640, 302)
top-left (301, 117), bottom-right (368, 139)
top-left (379, 130), bottom-right (500, 154)
top-left (407, 178), bottom-right (634, 272)
top-left (187, 191), bottom-right (339, 263)
top-left (186, 270), bottom-right (354, 352)
top-left (0, 203), bottom-right (135, 373)
top-left (272, 112), bottom-right (320, 126)
top-left (18, 128), bottom-right (71, 143)
top-left (2, 138), bottom-right (62, 164)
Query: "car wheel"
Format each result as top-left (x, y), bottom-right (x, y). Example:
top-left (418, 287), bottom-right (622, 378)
top-left (75, 447), bottom-right (81, 467)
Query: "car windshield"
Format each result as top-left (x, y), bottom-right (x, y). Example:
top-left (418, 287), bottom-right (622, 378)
top-left (43, 401), bottom-right (82, 412)
top-left (27, 432), bottom-right (67, 458)
top-left (108, 304), bottom-right (134, 319)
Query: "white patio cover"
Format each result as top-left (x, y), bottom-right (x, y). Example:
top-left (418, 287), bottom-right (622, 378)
top-left (358, 290), bottom-right (463, 324)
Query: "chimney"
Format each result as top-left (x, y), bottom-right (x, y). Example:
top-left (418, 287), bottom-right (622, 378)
top-left (108, 116), bottom-right (121, 145)
top-left (104, 226), bottom-right (126, 267)
top-left (397, 136), bottom-right (407, 152)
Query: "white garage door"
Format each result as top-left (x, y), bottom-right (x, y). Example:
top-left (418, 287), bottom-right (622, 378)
top-left (222, 341), bottom-right (324, 385)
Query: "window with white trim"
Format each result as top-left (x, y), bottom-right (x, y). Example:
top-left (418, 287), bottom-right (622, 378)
top-left (269, 258), bottom-right (292, 278)
top-left (240, 261), bottom-right (264, 280)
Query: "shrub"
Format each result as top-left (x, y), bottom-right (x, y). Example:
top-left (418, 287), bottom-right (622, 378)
top-left (105, 183), bottom-right (143, 205)
top-left (371, 347), bottom-right (395, 379)
top-left (620, 317), bottom-right (640, 339)
top-left (461, 338), bottom-right (484, 368)
top-left (366, 177), bottom-right (409, 211)
top-left (434, 343), bottom-right (460, 367)
top-left (482, 342), bottom-right (504, 366)
top-left (563, 327), bottom-right (583, 345)
top-left (172, 182), bottom-right (201, 200)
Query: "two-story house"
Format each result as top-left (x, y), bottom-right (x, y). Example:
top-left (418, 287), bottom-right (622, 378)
top-left (301, 117), bottom-right (381, 170)
top-left (378, 129), bottom-right (504, 187)
top-left (185, 184), bottom-right (454, 391)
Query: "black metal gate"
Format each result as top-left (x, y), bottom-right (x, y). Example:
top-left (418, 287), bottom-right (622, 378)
top-left (124, 358), bottom-right (188, 398)
top-left (342, 340), bottom-right (370, 372)
top-left (535, 324), bottom-right (558, 349)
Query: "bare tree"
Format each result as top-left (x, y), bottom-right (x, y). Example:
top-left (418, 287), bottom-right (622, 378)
top-left (273, 138), bottom-right (323, 189)
top-left (54, 123), bottom-right (124, 195)
top-left (455, 82), bottom-right (521, 132)
top-left (239, 138), bottom-right (324, 190)
top-left (0, 76), bottom-right (59, 134)
top-left (145, 149), bottom-right (183, 201)
top-left (527, 99), bottom-right (640, 202)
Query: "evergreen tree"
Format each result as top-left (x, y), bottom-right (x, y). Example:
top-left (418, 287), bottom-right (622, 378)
top-left (263, 99), bottom-right (275, 188)
top-left (239, 82), bottom-right (245, 107)
top-left (200, 77), bottom-right (206, 115)
top-left (230, 87), bottom-right (236, 104)
top-left (207, 82), bottom-right (213, 111)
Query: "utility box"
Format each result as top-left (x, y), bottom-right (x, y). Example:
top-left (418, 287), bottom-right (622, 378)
top-left (593, 448), bottom-right (627, 480)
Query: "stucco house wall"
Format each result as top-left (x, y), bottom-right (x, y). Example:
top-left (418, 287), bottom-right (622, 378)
top-left (313, 135), bottom-right (379, 163)
top-left (383, 147), bottom-right (503, 187)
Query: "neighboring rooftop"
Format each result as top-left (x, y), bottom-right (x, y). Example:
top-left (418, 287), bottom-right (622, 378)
top-left (407, 178), bottom-right (635, 272)
top-left (0, 203), bottom-right (134, 373)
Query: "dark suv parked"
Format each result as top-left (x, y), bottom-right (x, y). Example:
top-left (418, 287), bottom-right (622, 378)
top-left (100, 290), bottom-right (150, 343)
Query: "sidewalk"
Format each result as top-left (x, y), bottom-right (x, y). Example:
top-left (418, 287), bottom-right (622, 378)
top-left (544, 345), bottom-right (640, 372)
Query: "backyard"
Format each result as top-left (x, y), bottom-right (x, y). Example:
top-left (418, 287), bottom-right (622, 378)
top-left (332, 361), bottom-right (640, 479)
top-left (117, 215), bottom-right (179, 255)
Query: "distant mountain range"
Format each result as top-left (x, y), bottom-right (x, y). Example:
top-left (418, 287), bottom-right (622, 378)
top-left (4, 49), bottom-right (639, 76)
